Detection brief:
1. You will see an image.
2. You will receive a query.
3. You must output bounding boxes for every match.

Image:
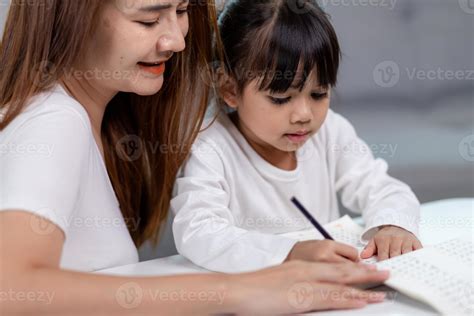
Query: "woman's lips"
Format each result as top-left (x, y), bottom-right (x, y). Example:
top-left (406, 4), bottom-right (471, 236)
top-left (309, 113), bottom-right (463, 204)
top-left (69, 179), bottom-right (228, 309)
top-left (138, 62), bottom-right (165, 76)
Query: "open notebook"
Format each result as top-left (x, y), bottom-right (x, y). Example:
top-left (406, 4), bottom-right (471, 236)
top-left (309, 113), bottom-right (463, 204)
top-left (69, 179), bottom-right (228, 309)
top-left (281, 216), bottom-right (473, 315)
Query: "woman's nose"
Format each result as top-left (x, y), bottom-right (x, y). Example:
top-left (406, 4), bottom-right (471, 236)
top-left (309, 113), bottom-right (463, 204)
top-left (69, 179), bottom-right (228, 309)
top-left (156, 17), bottom-right (187, 54)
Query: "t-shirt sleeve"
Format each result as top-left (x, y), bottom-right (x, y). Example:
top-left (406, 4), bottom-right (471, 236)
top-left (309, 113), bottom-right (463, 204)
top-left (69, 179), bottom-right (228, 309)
top-left (0, 108), bottom-right (90, 235)
top-left (328, 111), bottom-right (421, 241)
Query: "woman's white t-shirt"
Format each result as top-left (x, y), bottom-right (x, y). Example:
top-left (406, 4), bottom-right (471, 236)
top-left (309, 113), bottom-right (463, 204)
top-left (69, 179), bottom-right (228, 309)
top-left (0, 85), bottom-right (139, 272)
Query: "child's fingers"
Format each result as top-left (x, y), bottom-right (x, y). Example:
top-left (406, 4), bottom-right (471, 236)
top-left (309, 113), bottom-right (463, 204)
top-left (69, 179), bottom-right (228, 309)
top-left (389, 237), bottom-right (403, 258)
top-left (375, 237), bottom-right (390, 261)
top-left (413, 239), bottom-right (423, 250)
top-left (360, 239), bottom-right (376, 258)
top-left (401, 240), bottom-right (413, 254)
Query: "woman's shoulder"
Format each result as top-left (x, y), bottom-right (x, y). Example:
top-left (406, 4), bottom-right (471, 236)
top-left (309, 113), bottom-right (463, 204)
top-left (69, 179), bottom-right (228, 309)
top-left (0, 85), bottom-right (92, 153)
top-left (1, 85), bottom-right (91, 138)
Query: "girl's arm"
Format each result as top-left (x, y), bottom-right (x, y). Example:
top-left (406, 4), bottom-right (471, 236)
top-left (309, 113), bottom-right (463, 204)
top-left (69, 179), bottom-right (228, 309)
top-left (0, 211), bottom-right (390, 315)
top-left (172, 140), bottom-right (298, 273)
top-left (328, 111), bottom-right (421, 247)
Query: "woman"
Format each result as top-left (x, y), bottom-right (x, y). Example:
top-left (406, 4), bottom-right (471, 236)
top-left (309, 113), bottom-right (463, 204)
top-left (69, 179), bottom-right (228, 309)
top-left (0, 0), bottom-right (389, 314)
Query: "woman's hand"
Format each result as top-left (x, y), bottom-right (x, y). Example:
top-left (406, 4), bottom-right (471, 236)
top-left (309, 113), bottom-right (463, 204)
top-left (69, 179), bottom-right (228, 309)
top-left (360, 225), bottom-right (423, 261)
top-left (285, 240), bottom-right (360, 263)
top-left (230, 261), bottom-right (390, 315)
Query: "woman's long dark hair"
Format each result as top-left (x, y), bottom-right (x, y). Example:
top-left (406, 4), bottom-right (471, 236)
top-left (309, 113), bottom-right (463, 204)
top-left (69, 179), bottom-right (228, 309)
top-left (0, 0), bottom-right (222, 247)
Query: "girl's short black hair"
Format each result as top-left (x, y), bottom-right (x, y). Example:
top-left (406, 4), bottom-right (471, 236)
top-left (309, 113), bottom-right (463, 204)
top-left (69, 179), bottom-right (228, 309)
top-left (218, 0), bottom-right (341, 94)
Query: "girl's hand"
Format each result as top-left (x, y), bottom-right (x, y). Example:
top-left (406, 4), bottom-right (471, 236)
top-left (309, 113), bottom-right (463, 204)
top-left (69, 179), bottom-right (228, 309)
top-left (360, 225), bottom-right (423, 261)
top-left (231, 261), bottom-right (389, 315)
top-left (285, 240), bottom-right (360, 263)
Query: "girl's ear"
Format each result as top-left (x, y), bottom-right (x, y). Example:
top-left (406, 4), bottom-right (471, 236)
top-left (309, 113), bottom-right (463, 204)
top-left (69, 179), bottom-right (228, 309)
top-left (218, 71), bottom-right (240, 109)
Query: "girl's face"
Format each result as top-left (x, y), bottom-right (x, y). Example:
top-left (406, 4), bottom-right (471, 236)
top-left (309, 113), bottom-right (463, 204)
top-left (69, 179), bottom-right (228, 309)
top-left (79, 0), bottom-right (190, 96)
top-left (227, 73), bottom-right (331, 155)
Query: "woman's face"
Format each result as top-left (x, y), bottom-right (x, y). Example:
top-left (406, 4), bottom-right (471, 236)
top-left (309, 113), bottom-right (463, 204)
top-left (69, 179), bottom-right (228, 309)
top-left (79, 0), bottom-right (190, 96)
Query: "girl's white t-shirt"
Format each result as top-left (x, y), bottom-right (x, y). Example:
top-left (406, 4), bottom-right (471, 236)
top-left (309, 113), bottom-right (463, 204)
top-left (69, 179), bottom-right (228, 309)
top-left (172, 111), bottom-right (421, 273)
top-left (0, 85), bottom-right (139, 272)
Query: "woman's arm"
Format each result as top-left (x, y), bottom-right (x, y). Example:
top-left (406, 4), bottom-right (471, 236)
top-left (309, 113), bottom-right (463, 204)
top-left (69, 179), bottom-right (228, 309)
top-left (1, 211), bottom-right (390, 315)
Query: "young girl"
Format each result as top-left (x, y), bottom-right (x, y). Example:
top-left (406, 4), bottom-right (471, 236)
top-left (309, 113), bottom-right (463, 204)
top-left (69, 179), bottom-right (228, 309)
top-left (172, 0), bottom-right (423, 273)
top-left (0, 0), bottom-right (390, 314)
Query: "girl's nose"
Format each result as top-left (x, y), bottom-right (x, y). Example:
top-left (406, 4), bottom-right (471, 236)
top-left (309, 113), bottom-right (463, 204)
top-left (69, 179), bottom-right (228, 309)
top-left (290, 99), bottom-right (313, 124)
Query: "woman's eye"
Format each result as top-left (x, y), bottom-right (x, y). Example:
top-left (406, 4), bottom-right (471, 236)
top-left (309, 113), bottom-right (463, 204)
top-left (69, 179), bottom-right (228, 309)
top-left (137, 19), bottom-right (160, 27)
top-left (177, 7), bottom-right (190, 15)
top-left (269, 96), bottom-right (291, 105)
top-left (311, 92), bottom-right (328, 100)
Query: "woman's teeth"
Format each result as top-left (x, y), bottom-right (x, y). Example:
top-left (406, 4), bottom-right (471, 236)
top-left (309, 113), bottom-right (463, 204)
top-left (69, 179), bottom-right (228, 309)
top-left (138, 61), bottom-right (162, 66)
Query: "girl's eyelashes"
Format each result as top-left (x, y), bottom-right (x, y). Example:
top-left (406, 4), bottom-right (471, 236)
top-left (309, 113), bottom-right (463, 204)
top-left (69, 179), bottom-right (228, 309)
top-left (311, 92), bottom-right (328, 100)
top-left (268, 96), bottom-right (291, 105)
top-left (268, 92), bottom-right (328, 105)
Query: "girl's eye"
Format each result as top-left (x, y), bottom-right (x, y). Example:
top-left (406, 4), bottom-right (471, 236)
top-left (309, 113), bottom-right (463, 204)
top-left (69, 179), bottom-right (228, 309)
top-left (269, 96), bottom-right (291, 105)
top-left (311, 92), bottom-right (328, 100)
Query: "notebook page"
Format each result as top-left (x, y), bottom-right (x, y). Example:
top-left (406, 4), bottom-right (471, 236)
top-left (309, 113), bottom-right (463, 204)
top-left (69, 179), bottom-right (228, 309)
top-left (376, 238), bottom-right (474, 315)
top-left (432, 235), bottom-right (473, 267)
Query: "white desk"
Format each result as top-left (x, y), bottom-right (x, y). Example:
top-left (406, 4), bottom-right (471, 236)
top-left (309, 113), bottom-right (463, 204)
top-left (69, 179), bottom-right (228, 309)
top-left (98, 198), bottom-right (473, 315)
